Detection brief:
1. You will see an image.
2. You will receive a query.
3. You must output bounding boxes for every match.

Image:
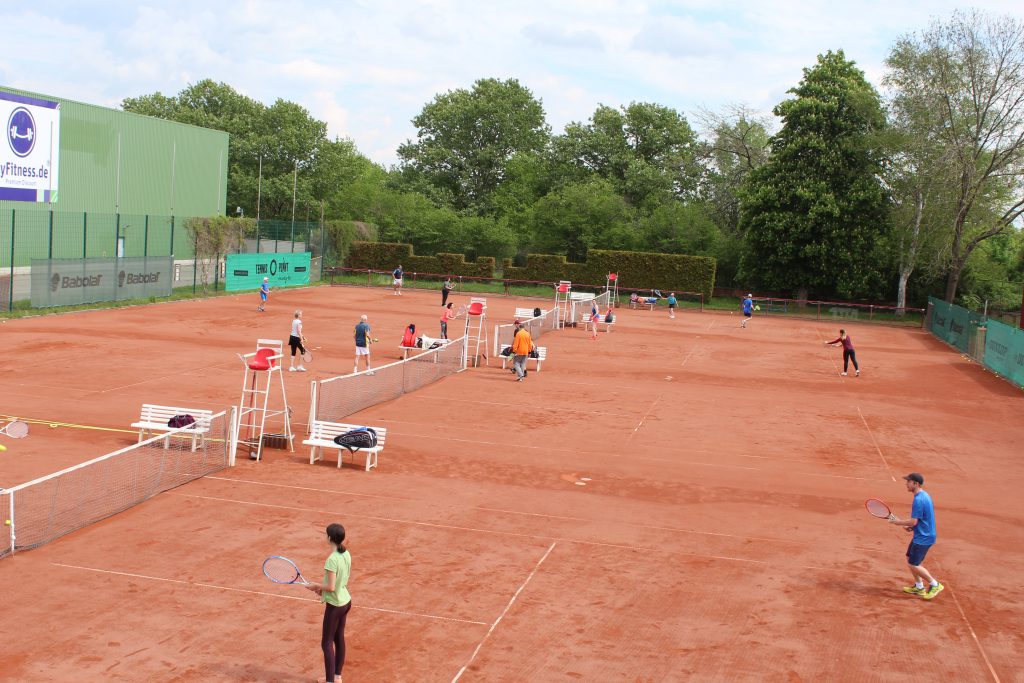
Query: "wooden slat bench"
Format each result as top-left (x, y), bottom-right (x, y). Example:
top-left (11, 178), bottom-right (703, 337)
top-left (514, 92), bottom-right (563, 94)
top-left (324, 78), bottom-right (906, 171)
top-left (131, 404), bottom-right (214, 451)
top-left (580, 311), bottom-right (616, 332)
top-left (499, 345), bottom-right (547, 372)
top-left (304, 420), bottom-right (387, 471)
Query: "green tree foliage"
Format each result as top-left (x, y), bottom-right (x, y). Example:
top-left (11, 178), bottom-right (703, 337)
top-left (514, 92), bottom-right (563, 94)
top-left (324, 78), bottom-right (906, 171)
top-left (529, 179), bottom-right (636, 261)
top-left (551, 102), bottom-right (701, 209)
top-left (885, 11), bottom-right (1024, 302)
top-left (396, 78), bottom-right (550, 214)
top-left (740, 50), bottom-right (889, 298)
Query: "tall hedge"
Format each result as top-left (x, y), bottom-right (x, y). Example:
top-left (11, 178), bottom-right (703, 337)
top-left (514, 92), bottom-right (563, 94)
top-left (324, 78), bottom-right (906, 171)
top-left (503, 249), bottom-right (716, 299)
top-left (347, 242), bottom-right (495, 278)
top-left (324, 221), bottom-right (378, 268)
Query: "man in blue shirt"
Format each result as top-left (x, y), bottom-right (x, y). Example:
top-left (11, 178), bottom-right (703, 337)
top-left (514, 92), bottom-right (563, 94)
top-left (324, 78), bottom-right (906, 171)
top-left (353, 315), bottom-right (373, 375)
top-left (392, 265), bottom-right (404, 296)
top-left (740, 293), bottom-right (753, 328)
top-left (891, 472), bottom-right (943, 599)
top-left (258, 277), bottom-right (270, 312)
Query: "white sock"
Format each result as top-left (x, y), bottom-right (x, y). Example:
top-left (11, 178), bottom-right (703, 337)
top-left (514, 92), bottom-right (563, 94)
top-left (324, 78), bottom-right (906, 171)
top-left (353, 366), bottom-right (358, 373)
top-left (915, 582), bottom-right (924, 589)
top-left (929, 580), bottom-right (938, 587)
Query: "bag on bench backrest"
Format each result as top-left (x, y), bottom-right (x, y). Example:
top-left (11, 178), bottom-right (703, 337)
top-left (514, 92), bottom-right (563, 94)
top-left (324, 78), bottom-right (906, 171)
top-left (334, 426), bottom-right (378, 452)
top-left (533, 307), bottom-right (541, 318)
top-left (529, 348), bottom-right (539, 359)
top-left (167, 414), bottom-right (196, 429)
top-left (500, 346), bottom-right (513, 357)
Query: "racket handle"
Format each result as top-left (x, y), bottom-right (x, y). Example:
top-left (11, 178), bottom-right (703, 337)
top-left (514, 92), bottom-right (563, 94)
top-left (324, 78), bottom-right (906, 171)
top-left (887, 514), bottom-right (897, 522)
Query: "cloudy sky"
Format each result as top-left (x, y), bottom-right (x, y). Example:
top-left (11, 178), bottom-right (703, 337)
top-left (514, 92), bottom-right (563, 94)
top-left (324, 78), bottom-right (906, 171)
top-left (2, 1), bottom-right (1021, 165)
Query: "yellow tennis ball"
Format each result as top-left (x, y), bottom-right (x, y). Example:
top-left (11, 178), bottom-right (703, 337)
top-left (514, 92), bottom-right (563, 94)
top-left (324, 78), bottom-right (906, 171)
top-left (4, 519), bottom-right (10, 525)
top-left (0, 443), bottom-right (6, 452)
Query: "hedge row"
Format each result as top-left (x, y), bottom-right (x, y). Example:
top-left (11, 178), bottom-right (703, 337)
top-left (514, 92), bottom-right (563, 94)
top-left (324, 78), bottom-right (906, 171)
top-left (347, 242), bottom-right (495, 278)
top-left (324, 221), bottom-right (378, 268)
top-left (503, 250), bottom-right (716, 300)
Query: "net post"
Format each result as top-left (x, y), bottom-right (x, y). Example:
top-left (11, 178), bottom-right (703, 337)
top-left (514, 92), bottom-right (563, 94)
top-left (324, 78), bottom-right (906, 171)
top-left (309, 381), bottom-right (319, 433)
top-left (8, 491), bottom-right (14, 556)
top-left (227, 405), bottom-right (238, 467)
top-left (493, 324), bottom-right (499, 358)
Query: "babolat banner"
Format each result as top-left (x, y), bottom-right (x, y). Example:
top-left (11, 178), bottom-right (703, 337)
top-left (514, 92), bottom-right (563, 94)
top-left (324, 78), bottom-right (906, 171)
top-left (1, 90), bottom-right (60, 203)
top-left (982, 320), bottom-right (1024, 389)
top-left (928, 296), bottom-right (983, 353)
top-left (31, 257), bottom-right (173, 308)
top-left (225, 252), bottom-right (311, 291)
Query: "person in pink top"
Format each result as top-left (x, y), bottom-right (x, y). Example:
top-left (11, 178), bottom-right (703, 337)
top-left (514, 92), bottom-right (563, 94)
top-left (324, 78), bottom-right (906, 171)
top-left (440, 302), bottom-right (459, 339)
top-left (824, 329), bottom-right (860, 376)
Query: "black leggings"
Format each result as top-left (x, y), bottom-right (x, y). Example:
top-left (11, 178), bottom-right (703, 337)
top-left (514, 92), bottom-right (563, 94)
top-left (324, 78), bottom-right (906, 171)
top-left (441, 288), bottom-right (450, 306)
top-left (322, 601), bottom-right (351, 682)
top-left (289, 335), bottom-right (305, 356)
top-left (843, 349), bottom-right (859, 371)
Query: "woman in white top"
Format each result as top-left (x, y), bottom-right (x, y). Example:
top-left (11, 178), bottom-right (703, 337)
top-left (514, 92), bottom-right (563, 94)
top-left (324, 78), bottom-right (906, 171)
top-left (288, 310), bottom-right (307, 371)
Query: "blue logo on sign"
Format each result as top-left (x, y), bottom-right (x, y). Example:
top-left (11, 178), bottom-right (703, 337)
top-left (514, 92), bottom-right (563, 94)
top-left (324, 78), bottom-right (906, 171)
top-left (8, 107), bottom-right (36, 157)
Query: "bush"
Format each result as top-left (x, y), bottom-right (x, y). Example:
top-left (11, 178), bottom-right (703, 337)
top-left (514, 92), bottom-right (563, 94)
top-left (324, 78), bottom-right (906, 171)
top-left (347, 242), bottom-right (495, 277)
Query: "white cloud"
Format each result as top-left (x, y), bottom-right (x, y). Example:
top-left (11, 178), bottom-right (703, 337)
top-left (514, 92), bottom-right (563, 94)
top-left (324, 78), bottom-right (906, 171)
top-left (2, 0), bottom-right (1022, 168)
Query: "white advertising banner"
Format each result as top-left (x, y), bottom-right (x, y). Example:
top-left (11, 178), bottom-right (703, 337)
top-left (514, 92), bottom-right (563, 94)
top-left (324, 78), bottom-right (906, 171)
top-left (0, 90), bottom-right (60, 203)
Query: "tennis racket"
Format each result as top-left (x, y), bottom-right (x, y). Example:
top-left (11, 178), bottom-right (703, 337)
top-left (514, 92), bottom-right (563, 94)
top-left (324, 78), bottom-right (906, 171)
top-left (0, 420), bottom-right (29, 439)
top-left (456, 305), bottom-right (467, 317)
top-left (262, 556), bottom-right (311, 585)
top-left (301, 337), bottom-right (313, 364)
top-left (865, 498), bottom-right (897, 521)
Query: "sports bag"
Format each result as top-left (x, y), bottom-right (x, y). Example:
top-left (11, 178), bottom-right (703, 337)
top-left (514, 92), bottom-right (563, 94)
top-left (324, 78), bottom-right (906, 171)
top-left (334, 426), bottom-right (378, 452)
top-left (533, 307), bottom-right (542, 318)
top-left (167, 414), bottom-right (196, 429)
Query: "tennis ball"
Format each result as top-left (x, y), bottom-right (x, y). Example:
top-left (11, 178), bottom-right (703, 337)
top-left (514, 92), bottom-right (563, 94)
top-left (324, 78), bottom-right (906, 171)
top-left (0, 444), bottom-right (6, 452)
top-left (4, 519), bottom-right (10, 526)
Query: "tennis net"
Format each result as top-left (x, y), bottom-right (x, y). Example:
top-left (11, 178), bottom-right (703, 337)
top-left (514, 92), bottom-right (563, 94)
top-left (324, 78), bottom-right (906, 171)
top-left (569, 291), bottom-right (611, 325)
top-left (1, 410), bottom-right (234, 558)
top-left (493, 308), bottom-right (556, 356)
top-left (313, 336), bottom-right (468, 424)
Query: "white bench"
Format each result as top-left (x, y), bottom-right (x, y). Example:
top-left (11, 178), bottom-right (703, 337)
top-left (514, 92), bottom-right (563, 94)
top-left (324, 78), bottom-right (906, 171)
top-left (581, 311), bottom-right (616, 332)
top-left (400, 337), bottom-right (452, 359)
top-left (131, 404), bottom-right (214, 451)
top-left (629, 298), bottom-right (656, 310)
top-left (515, 307), bottom-right (544, 320)
top-left (500, 344), bottom-right (547, 372)
top-left (304, 420), bottom-right (387, 471)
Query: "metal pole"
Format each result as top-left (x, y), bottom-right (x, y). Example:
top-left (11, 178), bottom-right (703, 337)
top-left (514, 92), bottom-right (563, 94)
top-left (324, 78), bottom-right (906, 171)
top-left (47, 211), bottom-right (53, 259)
top-left (256, 155), bottom-right (262, 224)
top-left (115, 132), bottom-right (122, 215)
top-left (144, 215), bottom-right (149, 257)
top-left (8, 210), bottom-right (14, 312)
top-left (290, 159), bottom-right (298, 244)
top-left (82, 212), bottom-right (87, 259)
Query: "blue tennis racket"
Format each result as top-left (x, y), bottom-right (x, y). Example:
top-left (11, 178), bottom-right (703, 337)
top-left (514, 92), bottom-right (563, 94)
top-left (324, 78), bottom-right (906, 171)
top-left (262, 555), bottom-right (311, 585)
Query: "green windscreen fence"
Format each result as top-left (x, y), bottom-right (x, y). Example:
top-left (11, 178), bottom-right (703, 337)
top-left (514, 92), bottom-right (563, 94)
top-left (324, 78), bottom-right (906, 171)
top-left (982, 320), bottom-right (1024, 388)
top-left (928, 296), bottom-right (984, 353)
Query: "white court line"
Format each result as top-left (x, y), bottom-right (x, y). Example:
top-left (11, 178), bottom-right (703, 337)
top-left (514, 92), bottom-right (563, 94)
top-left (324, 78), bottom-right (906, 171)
top-left (51, 562), bottom-right (488, 625)
top-left (630, 396), bottom-right (661, 438)
top-left (946, 582), bottom-right (1002, 683)
top-left (173, 492), bottom-right (769, 564)
top-left (450, 542), bottom-right (557, 683)
top-left (94, 360), bottom-right (236, 394)
top-left (680, 348), bottom-right (697, 368)
top-left (403, 396), bottom-right (628, 418)
top-left (857, 406), bottom-right (896, 482)
top-left (204, 476), bottom-right (410, 501)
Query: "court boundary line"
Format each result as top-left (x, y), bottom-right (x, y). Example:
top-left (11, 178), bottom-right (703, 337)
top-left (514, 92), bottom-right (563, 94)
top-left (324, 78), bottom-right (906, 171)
top-left (173, 492), bottom-right (771, 566)
top-left (946, 582), bottom-right (1002, 683)
top-left (51, 562), bottom-right (489, 626)
top-left (450, 542), bottom-right (557, 683)
top-left (204, 475), bottom-right (411, 501)
top-left (856, 406), bottom-right (897, 482)
top-left (630, 396), bottom-right (661, 439)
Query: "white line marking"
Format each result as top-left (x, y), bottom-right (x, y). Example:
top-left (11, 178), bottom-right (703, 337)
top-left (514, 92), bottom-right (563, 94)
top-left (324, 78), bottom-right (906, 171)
top-left (451, 542), bottom-right (557, 682)
top-left (680, 348), bottom-right (697, 368)
top-left (94, 361), bottom-right (234, 394)
top-left (204, 476), bottom-right (409, 501)
top-left (857, 406), bottom-right (896, 481)
top-left (631, 396), bottom-right (661, 437)
top-left (946, 582), bottom-right (1002, 683)
top-left (51, 562), bottom-right (488, 625)
top-left (403, 397), bottom-right (627, 418)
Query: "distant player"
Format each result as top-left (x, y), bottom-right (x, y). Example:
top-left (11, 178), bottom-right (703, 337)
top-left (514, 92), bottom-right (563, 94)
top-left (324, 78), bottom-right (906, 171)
top-left (288, 309), bottom-right (307, 372)
top-left (258, 277), bottom-right (270, 312)
top-left (354, 314), bottom-right (373, 374)
top-left (589, 300), bottom-right (600, 340)
top-left (392, 265), bottom-right (404, 296)
top-left (740, 293), bottom-right (753, 328)
top-left (442, 276), bottom-right (455, 306)
top-left (667, 292), bottom-right (677, 319)
top-left (891, 473), bottom-right (943, 600)
top-left (824, 329), bottom-right (860, 376)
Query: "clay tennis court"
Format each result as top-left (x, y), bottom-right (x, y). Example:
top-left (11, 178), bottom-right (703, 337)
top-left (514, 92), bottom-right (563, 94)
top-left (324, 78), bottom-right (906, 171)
top-left (1, 285), bottom-right (1022, 682)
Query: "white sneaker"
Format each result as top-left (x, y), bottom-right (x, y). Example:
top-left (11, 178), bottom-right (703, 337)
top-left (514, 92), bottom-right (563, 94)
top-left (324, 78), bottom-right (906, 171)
top-left (367, 370), bottom-right (375, 375)
top-left (288, 367), bottom-right (296, 372)
top-left (297, 366), bottom-right (306, 372)
top-left (856, 370), bottom-right (860, 377)
top-left (840, 372), bottom-right (848, 376)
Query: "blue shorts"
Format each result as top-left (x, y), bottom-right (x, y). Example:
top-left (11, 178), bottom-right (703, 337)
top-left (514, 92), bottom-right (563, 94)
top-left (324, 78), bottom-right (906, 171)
top-left (906, 541), bottom-right (932, 566)
top-left (743, 311), bottom-right (752, 318)
top-left (260, 291), bottom-right (268, 301)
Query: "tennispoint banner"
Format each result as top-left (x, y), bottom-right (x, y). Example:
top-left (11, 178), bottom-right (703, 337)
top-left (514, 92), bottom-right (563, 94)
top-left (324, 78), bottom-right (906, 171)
top-left (31, 257), bottom-right (173, 308)
top-left (1, 90), bottom-right (60, 203)
top-left (225, 252), bottom-right (311, 291)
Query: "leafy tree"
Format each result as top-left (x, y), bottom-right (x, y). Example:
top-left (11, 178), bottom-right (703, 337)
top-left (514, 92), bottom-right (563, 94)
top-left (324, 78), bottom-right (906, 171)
top-left (740, 50), bottom-right (889, 298)
top-left (885, 11), bottom-right (1024, 302)
top-left (552, 102), bottom-right (701, 209)
top-left (397, 78), bottom-right (550, 214)
top-left (529, 179), bottom-right (636, 261)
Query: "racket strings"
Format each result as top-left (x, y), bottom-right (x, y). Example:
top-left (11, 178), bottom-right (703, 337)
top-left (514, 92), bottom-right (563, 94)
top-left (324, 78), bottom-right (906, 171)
top-left (865, 499), bottom-right (891, 518)
top-left (1, 420), bottom-right (29, 438)
top-left (263, 557), bottom-right (301, 583)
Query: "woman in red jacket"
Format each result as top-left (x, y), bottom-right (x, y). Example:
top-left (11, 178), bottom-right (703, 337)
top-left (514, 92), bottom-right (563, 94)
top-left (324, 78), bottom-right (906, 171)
top-left (825, 329), bottom-right (860, 376)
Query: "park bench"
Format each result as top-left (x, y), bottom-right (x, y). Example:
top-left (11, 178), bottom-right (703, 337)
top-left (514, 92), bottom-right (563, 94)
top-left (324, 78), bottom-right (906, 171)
top-left (303, 420), bottom-right (387, 471)
top-left (131, 404), bottom-right (214, 451)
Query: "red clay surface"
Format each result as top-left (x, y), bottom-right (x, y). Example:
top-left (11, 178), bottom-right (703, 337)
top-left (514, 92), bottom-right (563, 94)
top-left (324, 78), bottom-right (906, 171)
top-left (1, 285), bottom-right (1022, 682)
